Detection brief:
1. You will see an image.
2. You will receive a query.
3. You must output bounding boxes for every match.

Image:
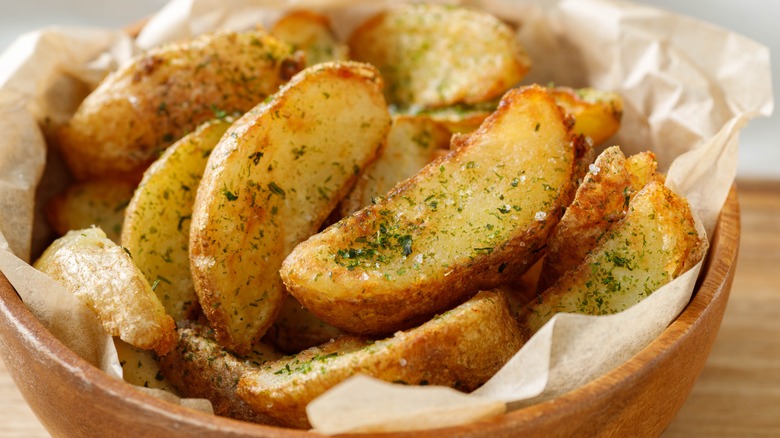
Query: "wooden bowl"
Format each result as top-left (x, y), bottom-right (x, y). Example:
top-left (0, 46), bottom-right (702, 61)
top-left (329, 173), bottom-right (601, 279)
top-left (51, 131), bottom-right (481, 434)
top-left (0, 186), bottom-right (739, 437)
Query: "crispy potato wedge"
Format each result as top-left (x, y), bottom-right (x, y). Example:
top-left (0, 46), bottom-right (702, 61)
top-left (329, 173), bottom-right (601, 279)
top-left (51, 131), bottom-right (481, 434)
top-left (190, 61), bottom-right (391, 354)
top-left (121, 118), bottom-right (233, 321)
top-left (281, 85), bottom-right (580, 335)
top-left (519, 181), bottom-right (707, 336)
top-left (45, 179), bottom-right (136, 243)
top-left (115, 338), bottom-right (176, 392)
top-left (538, 147), bottom-right (661, 290)
top-left (349, 3), bottom-right (530, 108)
top-left (338, 115), bottom-right (451, 217)
top-left (549, 87), bottom-right (623, 146)
top-left (264, 295), bottom-right (343, 354)
top-left (238, 290), bottom-right (523, 429)
top-left (272, 10), bottom-right (349, 66)
top-left (158, 324), bottom-right (283, 424)
top-left (33, 228), bottom-right (176, 354)
top-left (58, 30), bottom-right (304, 181)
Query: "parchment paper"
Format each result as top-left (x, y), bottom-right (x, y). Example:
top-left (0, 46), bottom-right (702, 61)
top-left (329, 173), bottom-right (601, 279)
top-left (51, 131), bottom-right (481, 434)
top-left (0, 0), bottom-right (772, 434)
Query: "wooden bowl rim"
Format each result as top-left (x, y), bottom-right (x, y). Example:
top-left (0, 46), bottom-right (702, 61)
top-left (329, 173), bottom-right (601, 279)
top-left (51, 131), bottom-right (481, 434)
top-left (0, 186), bottom-right (740, 436)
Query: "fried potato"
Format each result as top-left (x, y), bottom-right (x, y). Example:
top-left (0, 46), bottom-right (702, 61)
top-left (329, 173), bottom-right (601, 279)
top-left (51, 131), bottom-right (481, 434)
top-left (115, 338), bottom-right (175, 392)
top-left (190, 61), bottom-right (391, 354)
top-left (45, 179), bottom-right (136, 243)
top-left (33, 228), bottom-right (176, 354)
top-left (271, 10), bottom-right (349, 66)
top-left (158, 324), bottom-right (283, 424)
top-left (349, 3), bottom-right (531, 109)
top-left (58, 30), bottom-right (305, 181)
top-left (121, 118), bottom-right (233, 321)
top-left (338, 115), bottom-right (452, 217)
top-left (264, 295), bottom-right (343, 354)
top-left (238, 290), bottom-right (523, 429)
top-left (538, 147), bottom-right (661, 290)
top-left (519, 181), bottom-right (707, 336)
top-left (281, 85), bottom-right (581, 335)
top-left (549, 87), bottom-right (623, 146)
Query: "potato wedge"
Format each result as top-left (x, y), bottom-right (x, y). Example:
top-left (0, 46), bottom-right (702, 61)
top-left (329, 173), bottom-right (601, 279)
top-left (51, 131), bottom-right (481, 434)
top-left (45, 179), bottom-right (136, 243)
top-left (272, 10), bottom-right (349, 66)
top-left (58, 30), bottom-right (304, 181)
top-left (121, 118), bottom-right (233, 321)
top-left (349, 3), bottom-right (530, 108)
top-left (338, 115), bottom-right (451, 217)
top-left (538, 147), bottom-right (660, 290)
top-left (115, 338), bottom-right (175, 392)
top-left (549, 87), bottom-right (623, 146)
top-left (158, 324), bottom-right (282, 424)
top-left (264, 294), bottom-right (343, 354)
top-left (519, 181), bottom-right (707, 336)
top-left (281, 85), bottom-right (580, 335)
top-left (238, 290), bottom-right (523, 429)
top-left (34, 228), bottom-right (176, 354)
top-left (190, 61), bottom-right (391, 354)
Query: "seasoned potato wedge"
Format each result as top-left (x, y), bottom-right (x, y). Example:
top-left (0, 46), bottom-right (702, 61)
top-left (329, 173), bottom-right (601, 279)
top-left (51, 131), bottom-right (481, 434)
top-left (34, 228), bottom-right (176, 354)
top-left (349, 3), bottom-right (530, 108)
top-left (272, 10), bottom-right (349, 66)
top-left (45, 179), bottom-right (135, 243)
top-left (264, 295), bottom-right (343, 354)
top-left (338, 115), bottom-right (452, 217)
top-left (190, 62), bottom-right (391, 354)
top-left (115, 338), bottom-right (175, 392)
top-left (281, 85), bottom-right (580, 335)
top-left (158, 324), bottom-right (283, 424)
top-left (58, 30), bottom-right (304, 181)
top-left (519, 181), bottom-right (707, 336)
top-left (122, 118), bottom-right (233, 321)
top-left (238, 290), bottom-right (523, 429)
top-left (538, 147), bottom-right (660, 290)
top-left (549, 87), bottom-right (623, 146)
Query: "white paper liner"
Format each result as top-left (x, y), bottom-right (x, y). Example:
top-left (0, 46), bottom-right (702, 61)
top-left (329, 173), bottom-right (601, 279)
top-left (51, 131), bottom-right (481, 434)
top-left (0, 0), bottom-right (772, 433)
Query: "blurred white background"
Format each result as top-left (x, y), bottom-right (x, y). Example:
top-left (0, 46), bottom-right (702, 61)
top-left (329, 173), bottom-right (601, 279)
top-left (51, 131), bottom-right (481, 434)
top-left (0, 0), bottom-right (776, 179)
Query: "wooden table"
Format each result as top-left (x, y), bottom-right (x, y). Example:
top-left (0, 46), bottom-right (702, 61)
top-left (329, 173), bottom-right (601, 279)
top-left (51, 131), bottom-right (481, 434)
top-left (1, 182), bottom-right (779, 437)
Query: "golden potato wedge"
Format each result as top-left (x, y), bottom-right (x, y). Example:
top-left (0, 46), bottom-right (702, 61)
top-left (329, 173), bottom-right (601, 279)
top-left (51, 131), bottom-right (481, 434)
top-left (549, 87), bottom-right (623, 147)
top-left (519, 181), bottom-right (707, 336)
top-left (121, 118), bottom-right (233, 321)
top-left (238, 290), bottom-right (523, 429)
top-left (264, 294), bottom-right (343, 354)
top-left (190, 61), bottom-right (391, 354)
top-left (538, 147), bottom-right (660, 290)
top-left (272, 10), bottom-right (349, 66)
top-left (115, 338), bottom-right (176, 392)
top-left (34, 228), bottom-right (176, 355)
top-left (338, 115), bottom-right (452, 217)
top-left (45, 179), bottom-right (136, 243)
top-left (349, 3), bottom-right (530, 108)
top-left (158, 324), bottom-right (283, 424)
top-left (58, 30), bottom-right (305, 181)
top-left (281, 85), bottom-right (581, 335)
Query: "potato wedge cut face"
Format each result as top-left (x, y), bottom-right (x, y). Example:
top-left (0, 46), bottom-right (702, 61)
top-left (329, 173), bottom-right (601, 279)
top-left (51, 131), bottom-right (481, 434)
top-left (33, 228), bottom-right (176, 355)
top-left (271, 10), bottom-right (349, 66)
top-left (122, 119), bottom-right (233, 321)
top-left (58, 30), bottom-right (304, 181)
top-left (281, 85), bottom-right (577, 335)
top-left (115, 338), bottom-right (176, 392)
top-left (549, 87), bottom-right (624, 147)
top-left (190, 61), bottom-right (391, 354)
top-left (349, 3), bottom-right (531, 108)
top-left (238, 290), bottom-right (523, 429)
top-left (521, 181), bottom-right (708, 335)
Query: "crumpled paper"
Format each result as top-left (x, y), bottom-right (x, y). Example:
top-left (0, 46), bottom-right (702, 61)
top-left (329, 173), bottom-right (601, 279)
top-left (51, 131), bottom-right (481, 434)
top-left (0, 0), bottom-right (772, 434)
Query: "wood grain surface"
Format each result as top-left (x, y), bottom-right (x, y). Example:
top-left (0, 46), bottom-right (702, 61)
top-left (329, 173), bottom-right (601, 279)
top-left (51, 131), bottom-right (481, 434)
top-left (1, 182), bottom-right (777, 437)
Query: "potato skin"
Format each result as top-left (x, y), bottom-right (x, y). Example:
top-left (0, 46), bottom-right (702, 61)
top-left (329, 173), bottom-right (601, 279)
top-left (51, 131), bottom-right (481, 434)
top-left (190, 61), bottom-right (391, 354)
top-left (281, 85), bottom-right (580, 335)
top-left (238, 290), bottom-right (523, 429)
top-left (58, 30), bottom-right (304, 181)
